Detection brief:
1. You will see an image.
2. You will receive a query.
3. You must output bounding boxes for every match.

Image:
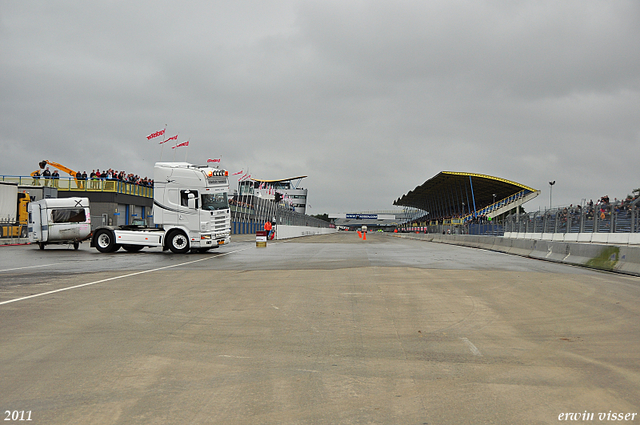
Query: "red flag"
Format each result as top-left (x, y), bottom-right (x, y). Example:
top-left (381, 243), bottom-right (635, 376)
top-left (147, 129), bottom-right (166, 140)
top-left (232, 170), bottom-right (243, 176)
top-left (160, 134), bottom-right (178, 145)
top-left (172, 141), bottom-right (189, 149)
top-left (207, 158), bottom-right (221, 163)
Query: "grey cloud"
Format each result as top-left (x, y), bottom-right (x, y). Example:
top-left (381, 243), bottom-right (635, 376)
top-left (1, 1), bottom-right (639, 213)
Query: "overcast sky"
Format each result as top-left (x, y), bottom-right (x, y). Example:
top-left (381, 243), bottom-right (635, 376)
top-left (2, 1), bottom-right (639, 214)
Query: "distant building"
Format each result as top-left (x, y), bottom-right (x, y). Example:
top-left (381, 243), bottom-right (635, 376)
top-left (238, 176), bottom-right (308, 215)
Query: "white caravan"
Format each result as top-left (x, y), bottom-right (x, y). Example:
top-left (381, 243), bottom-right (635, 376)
top-left (28, 197), bottom-right (91, 250)
top-left (92, 162), bottom-right (231, 253)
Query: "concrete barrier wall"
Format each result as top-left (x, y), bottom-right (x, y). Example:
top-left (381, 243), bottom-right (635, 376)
top-left (396, 232), bottom-right (640, 276)
top-left (618, 246), bottom-right (640, 275)
top-left (275, 225), bottom-right (337, 240)
top-left (504, 232), bottom-right (640, 245)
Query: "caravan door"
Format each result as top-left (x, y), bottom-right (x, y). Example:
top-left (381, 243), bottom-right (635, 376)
top-left (28, 202), bottom-right (44, 242)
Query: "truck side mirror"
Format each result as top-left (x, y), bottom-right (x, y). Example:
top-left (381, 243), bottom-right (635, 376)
top-left (187, 193), bottom-right (196, 209)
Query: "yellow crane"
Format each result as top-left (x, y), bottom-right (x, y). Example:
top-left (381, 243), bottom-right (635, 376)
top-left (31, 160), bottom-right (79, 186)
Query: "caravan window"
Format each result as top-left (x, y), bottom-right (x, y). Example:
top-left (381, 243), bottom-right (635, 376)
top-left (51, 209), bottom-right (86, 223)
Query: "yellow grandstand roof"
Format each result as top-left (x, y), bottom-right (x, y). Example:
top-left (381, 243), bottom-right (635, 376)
top-left (394, 171), bottom-right (538, 217)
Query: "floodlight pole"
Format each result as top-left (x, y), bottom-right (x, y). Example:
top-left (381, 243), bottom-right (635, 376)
top-left (549, 181), bottom-right (556, 210)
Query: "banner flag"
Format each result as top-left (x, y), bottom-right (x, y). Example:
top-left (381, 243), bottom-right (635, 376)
top-left (232, 170), bottom-right (243, 176)
top-left (207, 158), bottom-right (221, 163)
top-left (172, 141), bottom-right (189, 149)
top-left (147, 129), bottom-right (166, 140)
top-left (160, 134), bottom-right (178, 144)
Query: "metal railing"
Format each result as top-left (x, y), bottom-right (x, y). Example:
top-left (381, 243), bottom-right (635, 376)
top-left (0, 175), bottom-right (153, 198)
top-left (504, 203), bottom-right (640, 234)
top-left (397, 199), bottom-right (640, 237)
top-left (470, 189), bottom-right (532, 219)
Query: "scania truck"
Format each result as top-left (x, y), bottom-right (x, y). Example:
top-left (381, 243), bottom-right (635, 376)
top-left (91, 162), bottom-right (231, 253)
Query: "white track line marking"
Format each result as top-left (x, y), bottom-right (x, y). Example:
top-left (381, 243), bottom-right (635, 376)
top-left (0, 247), bottom-right (252, 306)
top-left (218, 355), bottom-right (251, 359)
top-left (460, 337), bottom-right (483, 356)
top-left (0, 263), bottom-right (60, 273)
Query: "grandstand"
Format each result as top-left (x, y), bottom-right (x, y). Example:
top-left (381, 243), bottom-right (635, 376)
top-left (394, 171), bottom-right (540, 224)
top-left (238, 176), bottom-right (308, 215)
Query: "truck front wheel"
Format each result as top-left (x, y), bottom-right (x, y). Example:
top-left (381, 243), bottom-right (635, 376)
top-left (95, 229), bottom-right (117, 253)
top-left (167, 230), bottom-right (189, 254)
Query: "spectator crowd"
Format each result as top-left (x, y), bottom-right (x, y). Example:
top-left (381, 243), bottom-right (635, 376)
top-left (32, 167), bottom-right (154, 189)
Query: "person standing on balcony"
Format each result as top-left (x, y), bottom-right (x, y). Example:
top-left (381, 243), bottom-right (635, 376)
top-left (31, 169), bottom-right (40, 186)
top-left (42, 167), bottom-right (51, 187)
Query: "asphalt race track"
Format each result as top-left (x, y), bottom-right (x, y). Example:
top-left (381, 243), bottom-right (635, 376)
top-left (1, 232), bottom-right (639, 424)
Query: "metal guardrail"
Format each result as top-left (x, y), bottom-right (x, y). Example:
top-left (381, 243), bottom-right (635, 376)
top-left (0, 176), bottom-right (153, 198)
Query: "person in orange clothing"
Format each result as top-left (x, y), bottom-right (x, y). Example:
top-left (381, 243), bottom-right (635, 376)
top-left (264, 221), bottom-right (273, 240)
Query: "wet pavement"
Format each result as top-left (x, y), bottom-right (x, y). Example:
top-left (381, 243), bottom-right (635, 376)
top-left (1, 232), bottom-right (639, 424)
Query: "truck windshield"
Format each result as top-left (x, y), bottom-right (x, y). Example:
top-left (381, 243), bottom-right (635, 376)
top-left (201, 192), bottom-right (228, 211)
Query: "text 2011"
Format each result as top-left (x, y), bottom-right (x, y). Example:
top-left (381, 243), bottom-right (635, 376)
top-left (4, 411), bottom-right (32, 421)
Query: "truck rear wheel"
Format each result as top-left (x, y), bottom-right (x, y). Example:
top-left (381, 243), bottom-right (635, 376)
top-left (95, 229), bottom-right (117, 253)
top-left (168, 230), bottom-right (189, 254)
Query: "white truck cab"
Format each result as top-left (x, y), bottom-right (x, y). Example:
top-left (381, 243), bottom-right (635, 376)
top-left (92, 162), bottom-right (231, 254)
